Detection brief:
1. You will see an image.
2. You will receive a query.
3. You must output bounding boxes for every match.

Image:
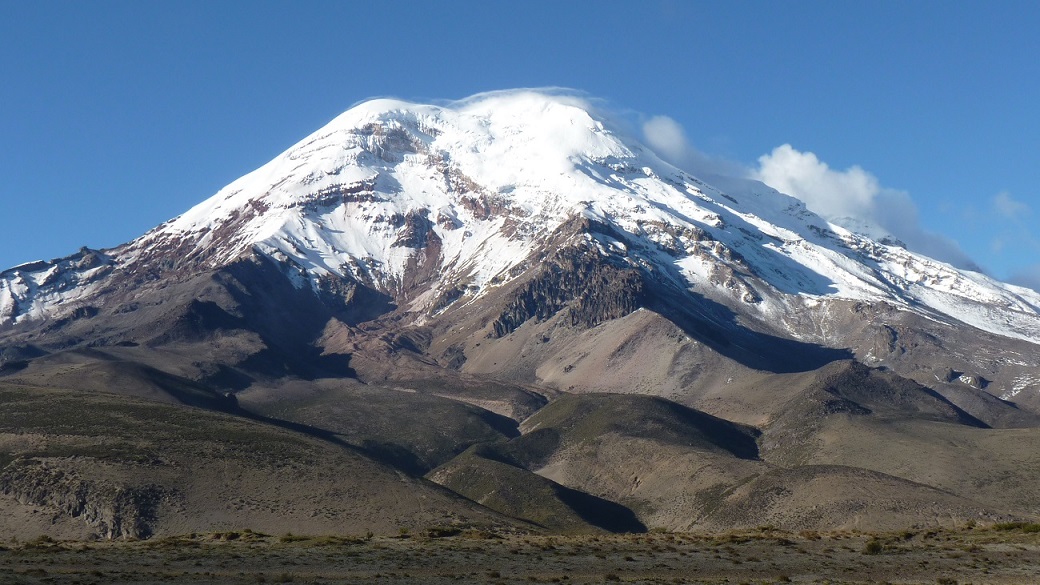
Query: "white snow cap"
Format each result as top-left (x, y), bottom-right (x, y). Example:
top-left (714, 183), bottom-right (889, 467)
top-left (4, 89), bottom-right (1040, 344)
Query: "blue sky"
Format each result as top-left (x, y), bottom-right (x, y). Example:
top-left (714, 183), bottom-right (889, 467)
top-left (2, 1), bottom-right (1038, 289)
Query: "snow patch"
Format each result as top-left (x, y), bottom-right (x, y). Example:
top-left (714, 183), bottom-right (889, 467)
top-left (3, 89), bottom-right (1040, 346)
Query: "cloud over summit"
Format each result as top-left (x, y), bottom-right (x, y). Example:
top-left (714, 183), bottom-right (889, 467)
top-left (994, 191), bottom-right (1032, 219)
top-left (751, 145), bottom-right (977, 270)
top-left (1011, 264), bottom-right (1040, 294)
top-left (752, 145), bottom-right (887, 234)
top-left (640, 115), bottom-right (745, 179)
top-left (638, 116), bottom-right (978, 272)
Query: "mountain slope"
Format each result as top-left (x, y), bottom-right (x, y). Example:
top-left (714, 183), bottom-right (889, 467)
top-left (0, 383), bottom-right (522, 540)
top-left (2, 91), bottom-right (1039, 407)
top-left (3, 90), bottom-right (1040, 535)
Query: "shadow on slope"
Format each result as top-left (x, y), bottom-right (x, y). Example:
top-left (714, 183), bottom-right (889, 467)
top-left (0, 348), bottom-right (237, 412)
top-left (0, 384), bottom-right (520, 541)
top-left (482, 219), bottom-right (853, 375)
top-left (699, 464), bottom-right (1010, 532)
top-left (1, 252), bottom-right (390, 386)
top-left (808, 360), bottom-right (988, 427)
top-left (647, 285), bottom-right (853, 374)
top-left (236, 379), bottom-right (522, 476)
top-left (428, 449), bottom-right (646, 534)
top-left (762, 360), bottom-right (989, 466)
top-left (515, 393), bottom-right (761, 464)
top-left (441, 393), bottom-right (765, 532)
top-left (582, 215), bottom-right (854, 373)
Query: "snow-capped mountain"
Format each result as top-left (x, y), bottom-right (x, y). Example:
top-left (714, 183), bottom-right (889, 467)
top-left (2, 90), bottom-right (1040, 405)
top-left (10, 90), bottom-right (1040, 540)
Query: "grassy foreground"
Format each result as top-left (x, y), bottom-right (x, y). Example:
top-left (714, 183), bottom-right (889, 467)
top-left (2, 525), bottom-right (1039, 584)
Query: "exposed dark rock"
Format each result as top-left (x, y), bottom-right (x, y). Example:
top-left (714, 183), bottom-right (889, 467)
top-left (440, 344), bottom-right (467, 369)
top-left (0, 459), bottom-right (165, 540)
top-left (0, 344), bottom-right (46, 366)
top-left (295, 179), bottom-right (380, 209)
top-left (959, 373), bottom-right (988, 389)
top-left (491, 245), bottom-right (645, 337)
top-left (430, 285), bottom-right (466, 313)
top-left (392, 210), bottom-right (434, 249)
top-left (876, 324), bottom-right (901, 356)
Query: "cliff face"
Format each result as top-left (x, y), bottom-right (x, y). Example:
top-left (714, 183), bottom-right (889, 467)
top-left (0, 458), bottom-right (165, 539)
top-left (492, 244), bottom-right (646, 338)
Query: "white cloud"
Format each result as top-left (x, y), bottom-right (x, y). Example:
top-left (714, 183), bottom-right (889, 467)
top-left (994, 191), bottom-right (1031, 219)
top-left (751, 144), bottom-right (978, 270)
top-left (642, 116), bottom-right (688, 163)
top-left (753, 145), bottom-right (884, 229)
top-left (1010, 264), bottom-right (1040, 294)
top-left (640, 115), bottom-right (745, 178)
top-left (986, 191), bottom-right (1039, 278)
top-left (639, 116), bottom-right (983, 272)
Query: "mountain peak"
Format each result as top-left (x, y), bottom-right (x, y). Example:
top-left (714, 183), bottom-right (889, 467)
top-left (6, 93), bottom-right (1040, 542)
top-left (121, 91), bottom-right (664, 294)
top-left (4, 91), bottom-right (1040, 352)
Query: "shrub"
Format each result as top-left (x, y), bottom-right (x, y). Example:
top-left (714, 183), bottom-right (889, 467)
top-left (423, 526), bottom-right (462, 538)
top-left (993, 522), bottom-right (1040, 532)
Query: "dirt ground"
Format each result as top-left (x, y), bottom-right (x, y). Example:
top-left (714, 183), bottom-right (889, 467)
top-left (2, 526), bottom-right (1039, 584)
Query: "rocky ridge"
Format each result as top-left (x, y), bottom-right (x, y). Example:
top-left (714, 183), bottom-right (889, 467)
top-left (2, 90), bottom-right (1040, 538)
